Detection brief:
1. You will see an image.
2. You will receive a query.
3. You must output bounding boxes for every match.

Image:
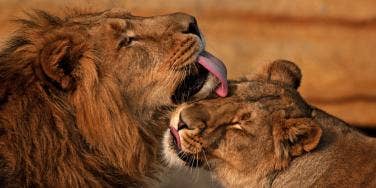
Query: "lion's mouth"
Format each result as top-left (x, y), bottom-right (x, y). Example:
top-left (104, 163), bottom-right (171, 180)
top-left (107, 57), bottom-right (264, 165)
top-left (171, 51), bottom-right (228, 103)
top-left (171, 63), bottom-right (209, 103)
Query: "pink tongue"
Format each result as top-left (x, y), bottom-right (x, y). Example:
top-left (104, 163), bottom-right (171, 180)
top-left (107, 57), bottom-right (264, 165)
top-left (169, 126), bottom-right (181, 149)
top-left (198, 51), bottom-right (228, 97)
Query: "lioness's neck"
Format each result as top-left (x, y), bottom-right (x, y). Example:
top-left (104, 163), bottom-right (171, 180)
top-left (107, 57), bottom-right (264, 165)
top-left (212, 162), bottom-right (277, 188)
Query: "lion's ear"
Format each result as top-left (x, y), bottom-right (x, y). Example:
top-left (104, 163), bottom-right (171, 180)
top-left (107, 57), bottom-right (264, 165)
top-left (273, 117), bottom-right (322, 168)
top-left (37, 39), bottom-right (83, 90)
top-left (255, 60), bottom-right (302, 89)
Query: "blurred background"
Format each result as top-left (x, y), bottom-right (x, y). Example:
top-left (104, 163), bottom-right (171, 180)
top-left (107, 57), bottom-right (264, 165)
top-left (0, 0), bottom-right (375, 187)
top-left (1, 0), bottom-right (375, 132)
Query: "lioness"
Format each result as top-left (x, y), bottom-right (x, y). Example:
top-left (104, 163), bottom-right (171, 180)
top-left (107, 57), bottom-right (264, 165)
top-left (163, 60), bottom-right (376, 187)
top-left (0, 9), bottom-right (228, 187)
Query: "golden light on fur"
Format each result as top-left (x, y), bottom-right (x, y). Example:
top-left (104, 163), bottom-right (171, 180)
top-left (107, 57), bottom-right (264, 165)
top-left (163, 60), bottom-right (376, 187)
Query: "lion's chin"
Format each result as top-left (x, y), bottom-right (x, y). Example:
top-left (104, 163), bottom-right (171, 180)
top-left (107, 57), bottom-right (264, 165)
top-left (171, 63), bottom-right (212, 104)
top-left (171, 67), bottom-right (221, 104)
top-left (190, 73), bottom-right (219, 101)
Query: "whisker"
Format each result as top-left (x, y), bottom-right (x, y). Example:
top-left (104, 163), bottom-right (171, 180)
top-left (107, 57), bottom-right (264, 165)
top-left (202, 150), bottom-right (211, 171)
top-left (187, 155), bottom-right (193, 175)
top-left (202, 150), bottom-right (215, 186)
top-left (194, 152), bottom-right (199, 182)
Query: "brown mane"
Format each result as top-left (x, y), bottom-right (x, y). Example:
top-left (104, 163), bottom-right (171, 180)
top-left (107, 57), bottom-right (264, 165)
top-left (0, 10), bottom-right (160, 187)
top-left (1, 7), bottom-right (212, 186)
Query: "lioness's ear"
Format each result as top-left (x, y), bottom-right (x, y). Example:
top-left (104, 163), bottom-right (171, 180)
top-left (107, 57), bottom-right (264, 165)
top-left (37, 39), bottom-right (83, 90)
top-left (255, 60), bottom-right (302, 89)
top-left (273, 117), bottom-right (322, 168)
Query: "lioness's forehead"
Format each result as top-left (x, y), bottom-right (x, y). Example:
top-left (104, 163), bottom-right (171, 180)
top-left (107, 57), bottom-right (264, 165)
top-left (232, 81), bottom-right (284, 99)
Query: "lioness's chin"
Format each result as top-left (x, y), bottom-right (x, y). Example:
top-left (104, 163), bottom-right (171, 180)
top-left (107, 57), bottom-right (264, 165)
top-left (162, 130), bottom-right (186, 167)
top-left (162, 130), bottom-right (204, 168)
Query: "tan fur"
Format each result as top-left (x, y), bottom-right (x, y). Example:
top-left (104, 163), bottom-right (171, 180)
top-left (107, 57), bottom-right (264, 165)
top-left (0, 9), bottom-right (214, 187)
top-left (164, 60), bottom-right (376, 187)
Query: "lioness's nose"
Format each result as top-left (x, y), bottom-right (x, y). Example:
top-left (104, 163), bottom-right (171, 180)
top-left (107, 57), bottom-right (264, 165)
top-left (169, 13), bottom-right (202, 38)
top-left (178, 104), bottom-right (209, 131)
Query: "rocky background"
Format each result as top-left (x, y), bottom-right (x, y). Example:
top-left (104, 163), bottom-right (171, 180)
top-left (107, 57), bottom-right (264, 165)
top-left (1, 0), bottom-right (375, 187)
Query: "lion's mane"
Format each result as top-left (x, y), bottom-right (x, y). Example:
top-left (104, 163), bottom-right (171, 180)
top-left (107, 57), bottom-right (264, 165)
top-left (0, 10), bottom-right (166, 187)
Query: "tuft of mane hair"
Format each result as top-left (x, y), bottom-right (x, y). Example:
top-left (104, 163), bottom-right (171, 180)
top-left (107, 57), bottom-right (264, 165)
top-left (0, 10), bottom-right (160, 187)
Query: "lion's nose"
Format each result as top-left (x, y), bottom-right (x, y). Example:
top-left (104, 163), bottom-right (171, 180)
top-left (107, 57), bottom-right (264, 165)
top-left (183, 18), bottom-right (201, 37)
top-left (170, 12), bottom-right (202, 39)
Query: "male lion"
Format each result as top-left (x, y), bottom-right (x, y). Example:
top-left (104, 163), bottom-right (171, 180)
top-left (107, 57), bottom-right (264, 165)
top-left (163, 60), bottom-right (376, 187)
top-left (0, 9), bottom-right (228, 187)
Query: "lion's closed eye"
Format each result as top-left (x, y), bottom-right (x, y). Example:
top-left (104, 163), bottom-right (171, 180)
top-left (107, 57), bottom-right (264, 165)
top-left (118, 35), bottom-right (137, 49)
top-left (226, 124), bottom-right (243, 130)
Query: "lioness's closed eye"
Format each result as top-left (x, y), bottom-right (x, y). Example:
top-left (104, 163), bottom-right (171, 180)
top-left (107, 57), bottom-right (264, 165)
top-left (163, 60), bottom-right (376, 188)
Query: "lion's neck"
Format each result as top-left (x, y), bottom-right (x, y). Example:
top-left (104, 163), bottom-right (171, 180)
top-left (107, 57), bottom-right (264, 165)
top-left (0, 83), bottom-right (161, 186)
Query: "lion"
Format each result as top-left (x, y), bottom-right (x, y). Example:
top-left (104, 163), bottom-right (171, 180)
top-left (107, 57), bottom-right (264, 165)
top-left (163, 60), bottom-right (376, 187)
top-left (0, 9), bottom-right (229, 187)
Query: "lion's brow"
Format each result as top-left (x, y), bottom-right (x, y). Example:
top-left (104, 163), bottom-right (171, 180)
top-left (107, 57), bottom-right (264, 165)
top-left (102, 10), bottom-right (133, 19)
top-left (13, 9), bottom-right (63, 29)
top-left (13, 9), bottom-right (132, 30)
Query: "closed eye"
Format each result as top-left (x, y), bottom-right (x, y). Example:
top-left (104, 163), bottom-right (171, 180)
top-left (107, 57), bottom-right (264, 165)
top-left (118, 36), bottom-right (137, 49)
top-left (227, 123), bottom-right (256, 138)
top-left (226, 123), bottom-right (243, 130)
